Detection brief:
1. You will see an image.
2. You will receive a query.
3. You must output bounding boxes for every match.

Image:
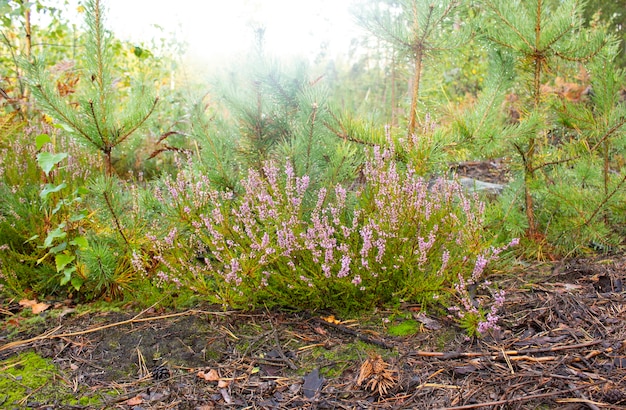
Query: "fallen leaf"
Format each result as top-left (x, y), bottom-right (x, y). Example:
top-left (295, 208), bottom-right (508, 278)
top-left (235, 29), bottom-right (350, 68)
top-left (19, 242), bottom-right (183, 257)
top-left (218, 379), bottom-right (230, 388)
top-left (31, 302), bottom-right (50, 314)
top-left (302, 368), bottom-right (324, 398)
top-left (126, 396), bottom-right (143, 405)
top-left (19, 299), bottom-right (49, 314)
top-left (414, 313), bottom-right (441, 330)
top-left (220, 387), bottom-right (232, 404)
top-left (313, 326), bottom-right (327, 336)
top-left (197, 368), bottom-right (220, 382)
top-left (321, 315), bottom-right (340, 324)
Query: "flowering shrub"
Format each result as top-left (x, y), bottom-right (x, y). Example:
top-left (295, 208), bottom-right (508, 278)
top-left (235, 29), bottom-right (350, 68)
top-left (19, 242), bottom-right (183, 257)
top-left (448, 238), bottom-right (519, 338)
top-left (146, 146), bottom-right (515, 319)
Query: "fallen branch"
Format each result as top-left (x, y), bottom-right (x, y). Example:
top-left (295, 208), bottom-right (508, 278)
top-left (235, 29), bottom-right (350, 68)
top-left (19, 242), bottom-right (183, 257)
top-left (0, 308), bottom-right (231, 354)
top-left (412, 339), bottom-right (602, 360)
top-left (310, 315), bottom-right (394, 349)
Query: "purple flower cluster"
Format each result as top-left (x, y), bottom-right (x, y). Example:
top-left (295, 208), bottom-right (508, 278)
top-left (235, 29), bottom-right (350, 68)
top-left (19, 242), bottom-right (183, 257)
top-left (449, 237), bottom-right (519, 337)
top-left (147, 145), bottom-right (509, 310)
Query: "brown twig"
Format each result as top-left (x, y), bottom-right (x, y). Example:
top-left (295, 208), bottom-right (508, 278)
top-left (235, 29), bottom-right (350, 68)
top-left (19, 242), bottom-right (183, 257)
top-left (311, 316), bottom-right (393, 349)
top-left (412, 339), bottom-right (602, 360)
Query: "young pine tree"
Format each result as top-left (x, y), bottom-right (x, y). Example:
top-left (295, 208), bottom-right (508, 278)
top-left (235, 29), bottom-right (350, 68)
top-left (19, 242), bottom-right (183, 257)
top-left (24, 0), bottom-right (157, 177)
top-left (479, 0), bottom-right (606, 240)
top-left (354, 0), bottom-right (465, 137)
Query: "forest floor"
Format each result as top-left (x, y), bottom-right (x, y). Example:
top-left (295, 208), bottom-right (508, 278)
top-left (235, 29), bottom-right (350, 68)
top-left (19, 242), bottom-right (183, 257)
top-left (0, 255), bottom-right (625, 409)
top-left (1, 161), bottom-right (625, 409)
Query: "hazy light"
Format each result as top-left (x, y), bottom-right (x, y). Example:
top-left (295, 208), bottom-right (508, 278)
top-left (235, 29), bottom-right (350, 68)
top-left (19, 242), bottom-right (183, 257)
top-left (101, 0), bottom-right (359, 62)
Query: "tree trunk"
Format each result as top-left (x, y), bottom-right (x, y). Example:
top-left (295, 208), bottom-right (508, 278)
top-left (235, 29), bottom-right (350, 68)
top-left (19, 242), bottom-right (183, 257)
top-left (407, 50), bottom-right (423, 138)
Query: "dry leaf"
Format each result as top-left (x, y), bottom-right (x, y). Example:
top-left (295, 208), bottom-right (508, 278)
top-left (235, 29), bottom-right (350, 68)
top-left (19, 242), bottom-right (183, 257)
top-left (19, 299), bottom-right (50, 314)
top-left (217, 379), bottom-right (230, 388)
top-left (313, 326), bottom-right (327, 336)
top-left (197, 368), bottom-right (220, 382)
top-left (321, 315), bottom-right (341, 324)
top-left (126, 396), bottom-right (143, 405)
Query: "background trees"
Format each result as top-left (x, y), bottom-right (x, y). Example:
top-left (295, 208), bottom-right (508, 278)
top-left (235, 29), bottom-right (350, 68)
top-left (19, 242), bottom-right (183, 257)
top-left (0, 0), bottom-right (624, 313)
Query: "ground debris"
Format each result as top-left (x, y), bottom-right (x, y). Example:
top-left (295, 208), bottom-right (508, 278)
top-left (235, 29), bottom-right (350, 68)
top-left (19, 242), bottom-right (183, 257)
top-left (1, 256), bottom-right (625, 408)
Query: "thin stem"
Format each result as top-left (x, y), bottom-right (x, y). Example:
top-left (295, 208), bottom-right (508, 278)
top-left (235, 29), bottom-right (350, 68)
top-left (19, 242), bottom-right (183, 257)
top-left (103, 190), bottom-right (129, 246)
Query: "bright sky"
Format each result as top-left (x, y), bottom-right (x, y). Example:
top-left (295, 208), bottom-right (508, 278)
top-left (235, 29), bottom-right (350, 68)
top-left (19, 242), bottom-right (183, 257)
top-left (100, 0), bottom-right (360, 63)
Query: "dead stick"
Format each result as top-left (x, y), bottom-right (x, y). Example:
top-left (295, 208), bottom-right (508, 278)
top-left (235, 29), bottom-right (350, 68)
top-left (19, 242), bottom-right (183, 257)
top-left (311, 316), bottom-right (393, 349)
top-left (414, 339), bottom-right (602, 360)
top-left (438, 383), bottom-right (604, 410)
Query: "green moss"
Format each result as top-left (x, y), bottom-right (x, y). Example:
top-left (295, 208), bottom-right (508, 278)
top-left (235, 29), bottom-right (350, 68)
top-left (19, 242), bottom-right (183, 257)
top-left (0, 351), bottom-right (57, 408)
top-left (0, 351), bottom-right (105, 408)
top-left (387, 319), bottom-right (420, 336)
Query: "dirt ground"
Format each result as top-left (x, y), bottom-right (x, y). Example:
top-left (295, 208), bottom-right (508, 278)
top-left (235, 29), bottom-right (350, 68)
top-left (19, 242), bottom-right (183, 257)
top-left (1, 254), bottom-right (625, 410)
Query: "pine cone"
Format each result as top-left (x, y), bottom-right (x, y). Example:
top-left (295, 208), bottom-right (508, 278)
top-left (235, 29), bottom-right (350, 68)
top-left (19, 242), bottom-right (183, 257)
top-left (151, 365), bottom-right (171, 380)
top-left (603, 388), bottom-right (626, 404)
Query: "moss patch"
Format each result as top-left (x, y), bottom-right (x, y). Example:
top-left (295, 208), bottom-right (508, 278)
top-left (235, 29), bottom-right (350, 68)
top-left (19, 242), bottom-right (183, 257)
top-left (0, 351), bottom-right (58, 408)
top-left (387, 319), bottom-right (420, 336)
top-left (0, 350), bottom-right (103, 409)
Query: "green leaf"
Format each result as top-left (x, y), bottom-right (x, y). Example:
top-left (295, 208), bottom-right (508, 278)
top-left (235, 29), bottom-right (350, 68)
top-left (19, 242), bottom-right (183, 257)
top-left (49, 241), bottom-right (67, 254)
top-left (60, 266), bottom-right (77, 286)
top-left (37, 152), bottom-right (68, 176)
top-left (55, 252), bottom-right (75, 272)
top-left (69, 210), bottom-right (88, 222)
top-left (76, 186), bottom-right (90, 196)
top-left (43, 225), bottom-right (67, 248)
top-left (70, 236), bottom-right (89, 250)
top-left (70, 275), bottom-right (83, 291)
top-left (35, 133), bottom-right (51, 150)
top-left (40, 182), bottom-right (67, 200)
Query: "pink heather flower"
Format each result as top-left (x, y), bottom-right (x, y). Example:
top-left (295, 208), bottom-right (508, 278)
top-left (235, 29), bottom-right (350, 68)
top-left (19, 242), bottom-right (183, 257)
top-left (352, 275), bottom-right (362, 286)
top-left (374, 238), bottom-right (386, 263)
top-left (296, 175), bottom-right (309, 197)
top-left (337, 255), bottom-right (351, 278)
top-left (440, 250), bottom-right (450, 270)
top-left (472, 254), bottom-right (488, 280)
top-left (164, 228), bottom-right (177, 247)
top-left (359, 225), bottom-right (373, 258)
top-left (322, 263), bottom-right (331, 278)
top-left (131, 251), bottom-right (145, 274)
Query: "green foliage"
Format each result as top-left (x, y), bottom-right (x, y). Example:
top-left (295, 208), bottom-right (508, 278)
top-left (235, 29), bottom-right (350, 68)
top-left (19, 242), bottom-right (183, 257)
top-left (470, 0), bottom-right (626, 256)
top-left (354, 0), bottom-right (468, 136)
top-left (23, 0), bottom-right (158, 176)
top-left (214, 49), bottom-right (361, 190)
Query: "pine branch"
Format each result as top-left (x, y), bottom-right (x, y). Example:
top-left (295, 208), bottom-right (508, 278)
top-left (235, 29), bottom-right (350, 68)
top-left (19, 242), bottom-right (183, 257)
top-left (580, 172), bottom-right (626, 228)
top-left (102, 190), bottom-right (129, 247)
top-left (116, 97), bottom-right (159, 147)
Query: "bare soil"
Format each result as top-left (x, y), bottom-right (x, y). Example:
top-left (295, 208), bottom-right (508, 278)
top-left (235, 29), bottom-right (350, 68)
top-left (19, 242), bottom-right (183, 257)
top-left (1, 255), bottom-right (625, 410)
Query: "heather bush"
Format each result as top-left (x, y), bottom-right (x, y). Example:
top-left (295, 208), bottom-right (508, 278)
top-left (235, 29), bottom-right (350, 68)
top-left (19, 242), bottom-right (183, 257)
top-left (146, 143), bottom-right (514, 316)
